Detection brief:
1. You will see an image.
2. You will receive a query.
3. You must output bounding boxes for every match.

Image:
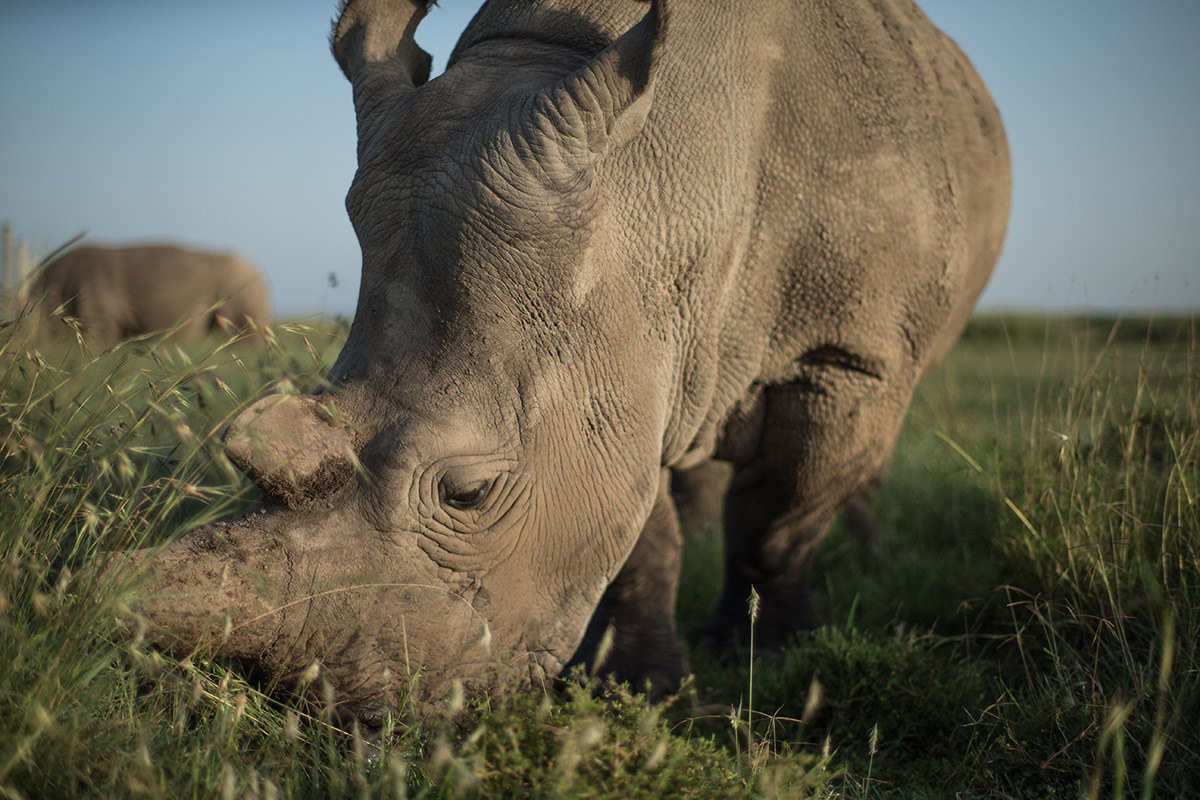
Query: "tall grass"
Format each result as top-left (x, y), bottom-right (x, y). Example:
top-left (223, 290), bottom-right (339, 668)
top-left (1, 312), bottom-right (1195, 798)
top-left (0, 313), bottom-right (347, 798)
top-left (971, 314), bottom-right (1198, 797)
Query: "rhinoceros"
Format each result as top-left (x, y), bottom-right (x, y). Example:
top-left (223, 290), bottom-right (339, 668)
top-left (33, 244), bottom-right (272, 346)
top-left (112, 0), bottom-right (1009, 723)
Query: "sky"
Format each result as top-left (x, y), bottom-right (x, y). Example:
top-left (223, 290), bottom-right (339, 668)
top-left (1, 1), bottom-right (1197, 317)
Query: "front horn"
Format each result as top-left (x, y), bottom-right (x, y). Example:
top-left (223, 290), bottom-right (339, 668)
top-left (222, 394), bottom-right (356, 509)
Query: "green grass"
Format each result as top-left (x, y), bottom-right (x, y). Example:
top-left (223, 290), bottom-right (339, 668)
top-left (1, 312), bottom-right (1195, 798)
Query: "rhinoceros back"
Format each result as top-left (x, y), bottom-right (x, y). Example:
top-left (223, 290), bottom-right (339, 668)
top-left (462, 0), bottom-right (1012, 465)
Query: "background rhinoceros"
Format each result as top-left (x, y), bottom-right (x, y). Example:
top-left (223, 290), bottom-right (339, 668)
top-left (115, 0), bottom-right (1010, 723)
top-left (32, 244), bottom-right (272, 346)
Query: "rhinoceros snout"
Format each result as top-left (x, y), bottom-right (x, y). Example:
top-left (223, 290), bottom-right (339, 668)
top-left (81, 516), bottom-right (294, 670)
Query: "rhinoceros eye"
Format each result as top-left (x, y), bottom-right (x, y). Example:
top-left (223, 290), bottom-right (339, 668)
top-left (442, 479), bottom-right (490, 510)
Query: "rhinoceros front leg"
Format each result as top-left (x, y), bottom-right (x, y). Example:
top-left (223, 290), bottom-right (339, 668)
top-left (671, 460), bottom-right (733, 529)
top-left (699, 470), bottom-right (833, 652)
top-left (842, 466), bottom-right (887, 553)
top-left (569, 467), bottom-right (689, 698)
top-left (698, 374), bottom-right (905, 654)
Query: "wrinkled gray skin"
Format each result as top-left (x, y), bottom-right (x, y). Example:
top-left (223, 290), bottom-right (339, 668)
top-left (117, 0), bottom-right (1009, 723)
top-left (33, 244), bottom-right (271, 346)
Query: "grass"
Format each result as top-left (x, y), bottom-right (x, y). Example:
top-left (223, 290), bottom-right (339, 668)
top-left (1, 311), bottom-right (1196, 798)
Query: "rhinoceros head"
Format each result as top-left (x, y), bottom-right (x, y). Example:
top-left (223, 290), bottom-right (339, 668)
top-left (122, 0), bottom-right (670, 723)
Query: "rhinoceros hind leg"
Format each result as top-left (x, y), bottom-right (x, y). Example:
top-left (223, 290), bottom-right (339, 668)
top-left (568, 467), bottom-right (689, 699)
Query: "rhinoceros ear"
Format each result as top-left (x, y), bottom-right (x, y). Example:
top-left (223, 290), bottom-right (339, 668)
top-left (526, 0), bottom-right (666, 165)
top-left (331, 0), bottom-right (433, 149)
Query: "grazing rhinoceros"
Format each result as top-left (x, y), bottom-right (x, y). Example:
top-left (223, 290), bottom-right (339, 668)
top-left (113, 0), bottom-right (1009, 723)
top-left (33, 244), bottom-right (271, 346)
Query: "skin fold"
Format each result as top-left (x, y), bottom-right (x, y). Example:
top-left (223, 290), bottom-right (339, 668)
top-left (109, 0), bottom-right (1010, 723)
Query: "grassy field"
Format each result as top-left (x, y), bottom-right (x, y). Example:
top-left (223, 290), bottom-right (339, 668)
top-left (1, 312), bottom-right (1195, 798)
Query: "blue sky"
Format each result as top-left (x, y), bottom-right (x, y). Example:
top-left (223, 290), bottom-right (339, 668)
top-left (1, 1), bottom-right (1197, 316)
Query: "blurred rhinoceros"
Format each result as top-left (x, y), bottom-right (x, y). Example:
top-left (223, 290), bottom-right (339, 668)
top-left (33, 244), bottom-right (271, 346)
